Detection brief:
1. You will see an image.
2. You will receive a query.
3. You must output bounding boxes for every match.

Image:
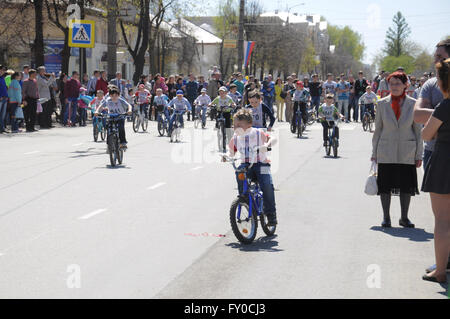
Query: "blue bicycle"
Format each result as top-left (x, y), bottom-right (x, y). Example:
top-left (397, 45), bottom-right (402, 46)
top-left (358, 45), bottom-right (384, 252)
top-left (224, 149), bottom-right (276, 244)
top-left (92, 110), bottom-right (107, 142)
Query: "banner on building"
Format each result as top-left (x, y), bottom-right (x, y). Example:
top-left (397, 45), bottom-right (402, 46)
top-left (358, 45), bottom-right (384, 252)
top-left (44, 40), bottom-right (64, 74)
top-left (244, 41), bottom-right (255, 68)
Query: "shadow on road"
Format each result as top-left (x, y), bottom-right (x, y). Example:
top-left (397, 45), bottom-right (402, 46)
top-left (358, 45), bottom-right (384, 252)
top-left (370, 226), bottom-right (434, 242)
top-left (225, 235), bottom-right (284, 252)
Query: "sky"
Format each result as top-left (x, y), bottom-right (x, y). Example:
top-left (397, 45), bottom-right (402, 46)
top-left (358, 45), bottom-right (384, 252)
top-left (200, 0), bottom-right (450, 65)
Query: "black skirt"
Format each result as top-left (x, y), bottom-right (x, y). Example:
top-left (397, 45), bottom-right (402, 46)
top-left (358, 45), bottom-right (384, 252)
top-left (422, 143), bottom-right (450, 194)
top-left (377, 163), bottom-right (419, 196)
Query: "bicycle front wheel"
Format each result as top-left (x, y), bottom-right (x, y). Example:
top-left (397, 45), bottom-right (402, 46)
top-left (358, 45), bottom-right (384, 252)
top-left (142, 117), bottom-right (148, 132)
top-left (333, 137), bottom-right (338, 158)
top-left (132, 115), bottom-right (139, 132)
top-left (230, 198), bottom-right (258, 244)
top-left (101, 126), bottom-right (106, 141)
top-left (93, 125), bottom-right (99, 142)
top-left (108, 135), bottom-right (117, 167)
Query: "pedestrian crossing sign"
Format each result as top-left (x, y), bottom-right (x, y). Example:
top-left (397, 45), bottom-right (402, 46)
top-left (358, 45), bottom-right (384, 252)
top-left (69, 20), bottom-right (95, 48)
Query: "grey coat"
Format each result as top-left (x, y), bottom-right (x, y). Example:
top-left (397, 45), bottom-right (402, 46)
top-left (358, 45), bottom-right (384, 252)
top-left (372, 95), bottom-right (423, 165)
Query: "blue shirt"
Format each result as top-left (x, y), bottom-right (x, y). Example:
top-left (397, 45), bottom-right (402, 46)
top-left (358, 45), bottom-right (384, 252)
top-left (7, 79), bottom-right (21, 103)
top-left (168, 97), bottom-right (191, 112)
top-left (336, 81), bottom-right (350, 100)
top-left (0, 76), bottom-right (8, 98)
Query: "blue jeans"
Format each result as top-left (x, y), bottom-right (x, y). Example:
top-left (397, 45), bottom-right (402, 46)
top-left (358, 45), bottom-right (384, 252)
top-left (311, 96), bottom-right (321, 115)
top-left (0, 98), bottom-right (7, 131)
top-left (361, 103), bottom-right (375, 118)
top-left (196, 106), bottom-right (207, 123)
top-left (423, 149), bottom-right (433, 171)
top-left (169, 111), bottom-right (184, 132)
top-left (264, 95), bottom-right (274, 112)
top-left (64, 98), bottom-right (78, 125)
top-left (235, 163), bottom-right (276, 215)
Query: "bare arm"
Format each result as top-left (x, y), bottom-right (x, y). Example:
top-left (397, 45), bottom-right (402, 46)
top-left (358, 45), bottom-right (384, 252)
top-left (413, 97), bottom-right (433, 124)
top-left (422, 116), bottom-right (442, 141)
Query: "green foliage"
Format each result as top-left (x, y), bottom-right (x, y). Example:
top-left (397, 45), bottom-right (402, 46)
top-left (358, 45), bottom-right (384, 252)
top-left (327, 24), bottom-right (365, 62)
top-left (300, 39), bottom-right (319, 74)
top-left (380, 55), bottom-right (415, 74)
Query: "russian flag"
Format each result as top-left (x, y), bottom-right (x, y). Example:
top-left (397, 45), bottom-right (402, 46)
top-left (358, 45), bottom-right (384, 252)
top-left (244, 41), bottom-right (255, 68)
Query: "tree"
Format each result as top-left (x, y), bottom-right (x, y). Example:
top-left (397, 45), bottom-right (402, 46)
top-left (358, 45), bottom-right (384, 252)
top-left (414, 50), bottom-right (434, 76)
top-left (384, 11), bottom-right (411, 57)
top-left (380, 55), bottom-right (415, 74)
top-left (29, 0), bottom-right (45, 67)
top-left (119, 0), bottom-right (150, 84)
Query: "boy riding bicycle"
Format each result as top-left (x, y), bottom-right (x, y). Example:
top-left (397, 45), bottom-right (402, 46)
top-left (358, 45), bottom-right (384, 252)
top-left (168, 90), bottom-right (191, 133)
top-left (95, 86), bottom-right (132, 149)
top-left (319, 93), bottom-right (345, 147)
top-left (225, 109), bottom-right (278, 226)
top-left (194, 88), bottom-right (211, 125)
top-left (358, 85), bottom-right (377, 119)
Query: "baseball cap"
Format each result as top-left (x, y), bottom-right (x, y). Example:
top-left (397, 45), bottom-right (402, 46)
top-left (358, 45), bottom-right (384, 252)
top-left (201, 88), bottom-right (207, 93)
top-left (176, 90), bottom-right (184, 95)
top-left (218, 86), bottom-right (228, 92)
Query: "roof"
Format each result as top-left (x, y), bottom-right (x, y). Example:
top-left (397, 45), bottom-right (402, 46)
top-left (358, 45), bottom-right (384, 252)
top-left (170, 18), bottom-right (222, 44)
top-left (260, 11), bottom-right (325, 28)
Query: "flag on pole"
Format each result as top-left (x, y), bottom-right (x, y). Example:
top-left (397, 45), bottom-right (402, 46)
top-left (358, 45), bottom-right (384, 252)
top-left (244, 41), bottom-right (255, 68)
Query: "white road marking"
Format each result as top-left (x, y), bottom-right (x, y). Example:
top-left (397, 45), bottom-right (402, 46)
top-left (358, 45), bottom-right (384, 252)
top-left (72, 143), bottom-right (84, 146)
top-left (190, 166), bottom-right (203, 171)
top-left (78, 208), bottom-right (108, 220)
top-left (147, 182), bottom-right (166, 190)
top-left (23, 151), bottom-right (40, 155)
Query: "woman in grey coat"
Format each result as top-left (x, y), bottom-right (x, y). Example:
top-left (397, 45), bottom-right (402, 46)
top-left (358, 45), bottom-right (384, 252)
top-left (371, 71), bottom-right (423, 228)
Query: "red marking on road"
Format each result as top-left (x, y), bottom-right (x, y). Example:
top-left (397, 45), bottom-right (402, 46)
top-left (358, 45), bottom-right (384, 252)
top-left (184, 233), bottom-right (226, 238)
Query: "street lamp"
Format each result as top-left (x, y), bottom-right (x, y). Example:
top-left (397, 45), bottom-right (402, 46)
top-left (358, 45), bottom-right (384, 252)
top-left (286, 2), bottom-right (305, 26)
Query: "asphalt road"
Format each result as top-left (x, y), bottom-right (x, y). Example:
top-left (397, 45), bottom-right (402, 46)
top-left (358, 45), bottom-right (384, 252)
top-left (0, 118), bottom-right (448, 298)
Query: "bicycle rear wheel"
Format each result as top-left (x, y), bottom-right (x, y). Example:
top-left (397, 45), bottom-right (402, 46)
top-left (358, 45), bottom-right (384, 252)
top-left (260, 213), bottom-right (276, 236)
top-left (230, 198), bottom-right (258, 244)
top-left (297, 118), bottom-right (302, 138)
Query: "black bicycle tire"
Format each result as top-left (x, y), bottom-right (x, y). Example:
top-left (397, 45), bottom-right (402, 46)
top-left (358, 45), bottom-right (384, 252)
top-left (93, 125), bottom-right (99, 142)
top-left (230, 197), bottom-right (257, 244)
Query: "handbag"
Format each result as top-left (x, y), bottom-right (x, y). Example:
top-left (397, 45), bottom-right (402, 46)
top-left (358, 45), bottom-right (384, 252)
top-left (36, 101), bottom-right (43, 113)
top-left (15, 105), bottom-right (24, 119)
top-left (364, 161), bottom-right (378, 196)
top-left (280, 90), bottom-right (287, 99)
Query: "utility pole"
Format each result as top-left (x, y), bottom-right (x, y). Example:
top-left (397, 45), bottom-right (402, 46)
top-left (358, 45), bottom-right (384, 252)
top-left (237, 0), bottom-right (244, 73)
top-left (107, 0), bottom-right (118, 80)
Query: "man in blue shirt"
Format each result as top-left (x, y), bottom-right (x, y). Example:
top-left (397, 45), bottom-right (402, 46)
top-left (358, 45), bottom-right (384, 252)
top-left (0, 65), bottom-right (9, 133)
top-left (336, 75), bottom-right (350, 123)
top-left (261, 75), bottom-right (275, 112)
top-left (185, 74), bottom-right (199, 121)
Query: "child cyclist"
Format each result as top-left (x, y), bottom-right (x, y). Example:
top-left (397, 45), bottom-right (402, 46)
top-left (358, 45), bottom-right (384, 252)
top-left (318, 93), bottom-right (345, 147)
top-left (153, 88), bottom-right (170, 122)
top-left (168, 90), bottom-right (191, 133)
top-left (90, 89), bottom-right (106, 128)
top-left (225, 108), bottom-right (277, 226)
top-left (193, 88), bottom-right (211, 126)
top-left (135, 84), bottom-right (151, 119)
top-left (358, 85), bottom-right (377, 120)
top-left (94, 86), bottom-right (132, 149)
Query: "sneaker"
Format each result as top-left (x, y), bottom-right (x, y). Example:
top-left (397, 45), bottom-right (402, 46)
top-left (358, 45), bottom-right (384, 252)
top-left (266, 213), bottom-right (277, 226)
top-left (425, 261), bottom-right (450, 273)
